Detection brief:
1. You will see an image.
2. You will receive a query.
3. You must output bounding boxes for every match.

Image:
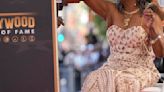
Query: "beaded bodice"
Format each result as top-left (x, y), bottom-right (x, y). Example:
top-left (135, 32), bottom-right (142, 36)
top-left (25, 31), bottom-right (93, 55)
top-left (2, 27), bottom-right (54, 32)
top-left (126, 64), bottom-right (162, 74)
top-left (106, 25), bottom-right (157, 70)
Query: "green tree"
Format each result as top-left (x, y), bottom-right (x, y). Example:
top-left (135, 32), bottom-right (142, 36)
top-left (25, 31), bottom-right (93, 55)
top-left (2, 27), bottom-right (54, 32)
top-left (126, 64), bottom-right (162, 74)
top-left (93, 15), bottom-right (107, 39)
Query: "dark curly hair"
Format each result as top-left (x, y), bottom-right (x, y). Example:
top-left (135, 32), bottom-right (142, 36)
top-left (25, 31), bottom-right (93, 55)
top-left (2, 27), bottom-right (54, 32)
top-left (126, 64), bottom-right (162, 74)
top-left (117, 0), bottom-right (151, 14)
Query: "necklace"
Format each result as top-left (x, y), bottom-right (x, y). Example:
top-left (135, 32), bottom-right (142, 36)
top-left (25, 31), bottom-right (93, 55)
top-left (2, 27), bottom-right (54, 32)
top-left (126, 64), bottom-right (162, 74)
top-left (123, 8), bottom-right (140, 28)
top-left (124, 8), bottom-right (140, 15)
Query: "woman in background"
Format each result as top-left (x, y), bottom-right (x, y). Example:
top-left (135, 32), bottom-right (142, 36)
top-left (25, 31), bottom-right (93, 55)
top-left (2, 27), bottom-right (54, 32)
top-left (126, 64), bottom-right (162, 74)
top-left (64, 0), bottom-right (164, 91)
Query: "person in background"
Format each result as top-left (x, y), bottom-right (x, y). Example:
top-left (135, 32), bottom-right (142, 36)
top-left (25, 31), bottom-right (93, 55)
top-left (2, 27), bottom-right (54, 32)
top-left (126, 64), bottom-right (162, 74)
top-left (64, 0), bottom-right (164, 91)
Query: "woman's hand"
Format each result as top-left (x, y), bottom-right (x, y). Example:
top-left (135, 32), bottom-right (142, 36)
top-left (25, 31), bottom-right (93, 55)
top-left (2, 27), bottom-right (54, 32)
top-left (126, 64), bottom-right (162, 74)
top-left (143, 9), bottom-right (153, 28)
top-left (143, 8), bottom-right (164, 57)
top-left (151, 12), bottom-right (163, 34)
top-left (143, 9), bottom-right (163, 37)
top-left (146, 2), bottom-right (164, 20)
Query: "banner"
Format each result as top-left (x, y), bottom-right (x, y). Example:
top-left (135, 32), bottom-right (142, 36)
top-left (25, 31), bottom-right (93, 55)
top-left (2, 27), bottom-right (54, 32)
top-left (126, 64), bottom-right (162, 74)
top-left (0, 0), bottom-right (59, 92)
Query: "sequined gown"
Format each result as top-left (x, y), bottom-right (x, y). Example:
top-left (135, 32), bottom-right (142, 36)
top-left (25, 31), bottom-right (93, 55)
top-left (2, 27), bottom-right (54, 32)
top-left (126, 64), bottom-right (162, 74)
top-left (81, 25), bottom-right (160, 92)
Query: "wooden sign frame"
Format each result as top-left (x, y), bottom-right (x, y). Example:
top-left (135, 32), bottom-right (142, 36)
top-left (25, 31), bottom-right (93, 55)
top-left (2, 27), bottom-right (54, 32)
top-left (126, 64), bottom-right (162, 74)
top-left (51, 0), bottom-right (60, 92)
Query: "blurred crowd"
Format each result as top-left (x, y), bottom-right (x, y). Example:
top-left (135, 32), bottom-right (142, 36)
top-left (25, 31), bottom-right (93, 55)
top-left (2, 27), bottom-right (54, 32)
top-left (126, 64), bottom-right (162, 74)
top-left (58, 30), bottom-right (110, 92)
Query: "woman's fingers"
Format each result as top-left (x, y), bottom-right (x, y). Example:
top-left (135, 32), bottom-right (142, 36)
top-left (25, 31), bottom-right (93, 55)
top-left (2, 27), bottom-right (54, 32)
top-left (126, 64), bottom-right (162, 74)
top-left (144, 9), bottom-right (154, 16)
top-left (149, 12), bottom-right (163, 34)
top-left (143, 6), bottom-right (163, 34)
top-left (143, 9), bottom-right (156, 27)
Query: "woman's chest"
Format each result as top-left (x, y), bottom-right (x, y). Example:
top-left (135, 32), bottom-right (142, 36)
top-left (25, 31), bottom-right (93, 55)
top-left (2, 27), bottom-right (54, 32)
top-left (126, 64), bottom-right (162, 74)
top-left (106, 25), bottom-right (147, 48)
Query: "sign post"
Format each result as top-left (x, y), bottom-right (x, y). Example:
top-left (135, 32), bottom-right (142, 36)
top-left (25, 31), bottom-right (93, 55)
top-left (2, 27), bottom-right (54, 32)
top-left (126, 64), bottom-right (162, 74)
top-left (52, 0), bottom-right (60, 92)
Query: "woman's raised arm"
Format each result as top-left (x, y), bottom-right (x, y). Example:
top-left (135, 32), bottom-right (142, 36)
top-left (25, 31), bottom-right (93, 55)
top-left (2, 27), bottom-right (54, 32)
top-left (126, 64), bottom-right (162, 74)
top-left (84, 0), bottom-right (114, 20)
top-left (65, 0), bottom-right (115, 20)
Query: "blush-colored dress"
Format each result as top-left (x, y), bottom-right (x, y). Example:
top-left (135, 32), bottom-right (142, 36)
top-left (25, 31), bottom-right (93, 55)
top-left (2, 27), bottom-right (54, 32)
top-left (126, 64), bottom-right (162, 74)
top-left (81, 25), bottom-right (160, 92)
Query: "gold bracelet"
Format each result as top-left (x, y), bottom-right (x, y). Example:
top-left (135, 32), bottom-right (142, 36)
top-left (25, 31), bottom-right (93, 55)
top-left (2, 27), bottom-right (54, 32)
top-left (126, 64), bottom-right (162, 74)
top-left (150, 34), bottom-right (163, 44)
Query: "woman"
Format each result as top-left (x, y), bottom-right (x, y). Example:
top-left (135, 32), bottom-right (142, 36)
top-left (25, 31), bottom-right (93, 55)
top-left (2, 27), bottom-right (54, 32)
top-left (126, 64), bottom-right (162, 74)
top-left (64, 0), bottom-right (164, 91)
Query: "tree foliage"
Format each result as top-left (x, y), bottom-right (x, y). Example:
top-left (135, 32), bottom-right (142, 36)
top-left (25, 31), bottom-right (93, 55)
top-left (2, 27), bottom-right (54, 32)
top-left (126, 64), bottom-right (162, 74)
top-left (93, 15), bottom-right (107, 39)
